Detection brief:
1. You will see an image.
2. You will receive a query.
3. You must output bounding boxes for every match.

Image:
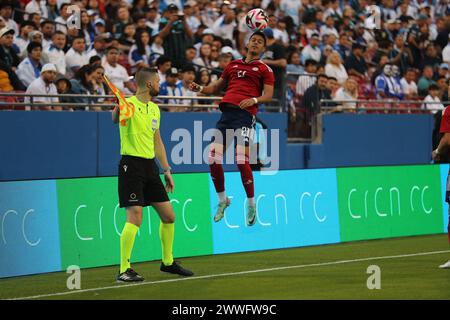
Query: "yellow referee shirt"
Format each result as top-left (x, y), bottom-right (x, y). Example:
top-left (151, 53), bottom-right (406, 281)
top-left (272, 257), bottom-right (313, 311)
top-left (119, 96), bottom-right (160, 159)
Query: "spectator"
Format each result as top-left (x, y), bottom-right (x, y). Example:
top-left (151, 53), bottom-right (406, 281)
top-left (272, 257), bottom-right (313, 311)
top-left (55, 77), bottom-right (72, 107)
top-left (14, 21), bottom-right (36, 56)
top-left (118, 22), bottom-right (136, 54)
top-left (182, 46), bottom-right (197, 70)
top-left (87, 35), bottom-right (107, 60)
top-left (437, 77), bottom-right (448, 100)
top-left (262, 28), bottom-right (287, 102)
top-left (422, 84), bottom-right (444, 114)
top-left (400, 68), bottom-right (419, 100)
top-left (103, 46), bottom-right (135, 94)
top-left (211, 52), bottom-right (232, 82)
top-left (134, 13), bottom-right (153, 36)
top-left (40, 20), bottom-right (55, 49)
top-left (287, 50), bottom-right (304, 83)
top-left (150, 34), bottom-right (165, 63)
top-left (176, 64), bottom-right (198, 109)
top-left (156, 54), bottom-right (172, 84)
top-left (327, 76), bottom-right (340, 99)
top-left (55, 3), bottom-right (72, 34)
top-left (45, 0), bottom-right (59, 21)
top-left (375, 64), bottom-right (403, 100)
top-left (69, 64), bottom-right (98, 109)
top-left (184, 1), bottom-right (201, 34)
top-left (0, 27), bottom-right (20, 70)
top-left (145, 5), bottom-right (161, 33)
top-left (25, 0), bottom-right (48, 20)
top-left (336, 34), bottom-right (351, 61)
top-left (193, 43), bottom-right (214, 70)
top-left (389, 34), bottom-right (413, 77)
top-left (422, 44), bottom-right (442, 71)
top-left (65, 36), bottom-right (89, 77)
top-left (296, 59), bottom-right (318, 97)
top-left (24, 63), bottom-right (59, 111)
top-left (0, 1), bottom-right (18, 35)
top-left (301, 33), bottom-right (321, 64)
top-left (159, 67), bottom-right (182, 108)
top-left (17, 41), bottom-right (43, 87)
top-left (333, 77), bottom-right (359, 110)
top-left (112, 4), bottom-right (133, 39)
top-left (0, 61), bottom-right (26, 92)
top-left (212, 5), bottom-right (236, 43)
top-left (80, 10), bottom-right (96, 48)
top-left (280, 0), bottom-right (302, 26)
top-left (325, 51), bottom-right (348, 85)
top-left (320, 15), bottom-right (339, 39)
top-left (273, 18), bottom-right (289, 47)
top-left (302, 73), bottom-right (332, 114)
top-left (418, 65), bottom-right (437, 97)
top-left (194, 28), bottom-right (214, 53)
top-left (42, 31), bottom-right (67, 76)
top-left (128, 29), bottom-right (152, 73)
top-left (159, 4), bottom-right (194, 68)
top-left (442, 34), bottom-right (450, 64)
top-left (94, 18), bottom-right (107, 36)
top-left (344, 42), bottom-right (368, 80)
top-left (438, 63), bottom-right (449, 81)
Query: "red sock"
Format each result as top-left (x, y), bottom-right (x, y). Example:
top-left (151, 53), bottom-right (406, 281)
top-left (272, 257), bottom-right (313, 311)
top-left (237, 158), bottom-right (254, 198)
top-left (209, 149), bottom-right (225, 193)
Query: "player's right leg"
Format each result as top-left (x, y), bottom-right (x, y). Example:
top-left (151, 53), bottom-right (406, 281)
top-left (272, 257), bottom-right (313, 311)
top-left (117, 206), bottom-right (145, 282)
top-left (440, 179), bottom-right (450, 269)
top-left (208, 141), bottom-right (231, 222)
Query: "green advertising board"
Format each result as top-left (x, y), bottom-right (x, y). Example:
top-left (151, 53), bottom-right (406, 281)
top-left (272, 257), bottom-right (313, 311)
top-left (336, 165), bottom-right (444, 241)
top-left (56, 173), bottom-right (213, 269)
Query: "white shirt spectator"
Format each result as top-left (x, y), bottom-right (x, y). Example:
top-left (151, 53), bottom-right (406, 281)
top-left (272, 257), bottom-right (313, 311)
top-left (65, 47), bottom-right (89, 74)
top-left (280, 0), bottom-right (302, 26)
top-left (43, 44), bottom-right (66, 75)
top-left (158, 70), bottom-right (166, 85)
top-left (212, 15), bottom-right (236, 42)
top-left (325, 63), bottom-right (348, 85)
top-left (146, 16), bottom-right (160, 34)
top-left (422, 95), bottom-right (444, 114)
top-left (186, 15), bottom-right (201, 34)
top-left (273, 28), bottom-right (289, 46)
top-left (301, 45), bottom-right (321, 64)
top-left (14, 36), bottom-right (29, 56)
top-left (150, 43), bottom-right (164, 58)
top-left (443, 43), bottom-right (450, 64)
top-left (25, 0), bottom-right (48, 18)
top-left (103, 60), bottom-right (130, 93)
top-left (54, 16), bottom-right (68, 34)
top-left (178, 84), bottom-right (197, 106)
top-left (400, 77), bottom-right (418, 97)
top-left (16, 57), bottom-right (41, 87)
top-left (24, 76), bottom-right (58, 105)
top-left (333, 87), bottom-right (357, 109)
top-left (296, 72), bottom-right (316, 96)
top-left (320, 25), bottom-right (339, 38)
top-left (5, 18), bottom-right (18, 35)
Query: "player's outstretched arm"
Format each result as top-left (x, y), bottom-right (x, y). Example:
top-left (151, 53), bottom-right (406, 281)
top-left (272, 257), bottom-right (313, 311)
top-left (189, 78), bottom-right (225, 95)
top-left (154, 129), bottom-right (174, 192)
top-left (239, 84), bottom-right (274, 109)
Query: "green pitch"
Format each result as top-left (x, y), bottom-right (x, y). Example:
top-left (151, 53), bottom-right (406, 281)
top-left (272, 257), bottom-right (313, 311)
top-left (1, 234), bottom-right (449, 300)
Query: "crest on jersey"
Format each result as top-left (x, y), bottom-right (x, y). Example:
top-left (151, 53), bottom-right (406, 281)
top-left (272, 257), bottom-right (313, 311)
top-left (151, 119), bottom-right (157, 131)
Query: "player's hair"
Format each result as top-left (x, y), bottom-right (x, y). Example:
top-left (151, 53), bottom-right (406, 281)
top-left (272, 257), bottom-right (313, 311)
top-left (249, 31), bottom-right (267, 46)
top-left (135, 67), bottom-right (158, 88)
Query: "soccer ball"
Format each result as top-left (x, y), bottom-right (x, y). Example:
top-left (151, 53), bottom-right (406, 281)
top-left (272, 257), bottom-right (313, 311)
top-left (246, 8), bottom-right (269, 31)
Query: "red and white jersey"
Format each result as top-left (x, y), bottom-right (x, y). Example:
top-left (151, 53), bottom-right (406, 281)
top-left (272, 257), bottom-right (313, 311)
top-left (220, 58), bottom-right (275, 115)
top-left (441, 106), bottom-right (450, 167)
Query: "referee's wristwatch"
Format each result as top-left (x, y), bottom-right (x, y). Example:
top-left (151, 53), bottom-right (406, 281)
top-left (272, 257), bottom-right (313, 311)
top-left (163, 166), bottom-right (172, 174)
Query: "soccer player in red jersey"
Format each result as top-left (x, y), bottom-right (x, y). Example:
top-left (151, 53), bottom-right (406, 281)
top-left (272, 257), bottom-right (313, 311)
top-left (432, 96), bottom-right (450, 269)
top-left (190, 31), bottom-right (274, 226)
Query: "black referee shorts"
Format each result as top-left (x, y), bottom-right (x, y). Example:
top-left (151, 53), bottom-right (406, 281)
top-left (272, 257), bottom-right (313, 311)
top-left (118, 155), bottom-right (169, 208)
top-left (214, 103), bottom-right (256, 147)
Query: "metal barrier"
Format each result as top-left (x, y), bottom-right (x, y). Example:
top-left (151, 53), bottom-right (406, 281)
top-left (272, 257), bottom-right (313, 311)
top-left (0, 92), bottom-right (282, 111)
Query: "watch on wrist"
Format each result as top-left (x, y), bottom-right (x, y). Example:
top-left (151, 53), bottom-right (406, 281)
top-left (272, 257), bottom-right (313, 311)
top-left (164, 167), bottom-right (172, 173)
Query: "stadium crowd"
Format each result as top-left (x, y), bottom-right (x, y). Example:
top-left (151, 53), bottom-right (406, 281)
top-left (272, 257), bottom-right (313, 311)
top-left (0, 0), bottom-right (449, 121)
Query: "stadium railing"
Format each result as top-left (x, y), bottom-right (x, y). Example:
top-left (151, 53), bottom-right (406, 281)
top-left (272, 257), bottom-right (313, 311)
top-left (0, 92), bottom-right (282, 111)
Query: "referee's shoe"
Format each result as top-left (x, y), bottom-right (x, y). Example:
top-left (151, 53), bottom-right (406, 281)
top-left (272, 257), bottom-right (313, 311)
top-left (160, 261), bottom-right (194, 277)
top-left (117, 268), bottom-right (145, 282)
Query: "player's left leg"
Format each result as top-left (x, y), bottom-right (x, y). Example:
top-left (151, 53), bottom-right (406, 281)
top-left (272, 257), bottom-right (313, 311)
top-left (440, 184), bottom-right (450, 269)
top-left (152, 201), bottom-right (194, 276)
top-left (236, 143), bottom-right (257, 226)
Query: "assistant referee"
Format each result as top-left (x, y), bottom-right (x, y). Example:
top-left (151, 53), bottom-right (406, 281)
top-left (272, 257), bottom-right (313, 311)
top-left (112, 67), bottom-right (194, 282)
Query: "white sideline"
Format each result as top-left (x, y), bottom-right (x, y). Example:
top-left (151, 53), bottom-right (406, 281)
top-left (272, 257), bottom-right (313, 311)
top-left (7, 249), bottom-right (450, 300)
